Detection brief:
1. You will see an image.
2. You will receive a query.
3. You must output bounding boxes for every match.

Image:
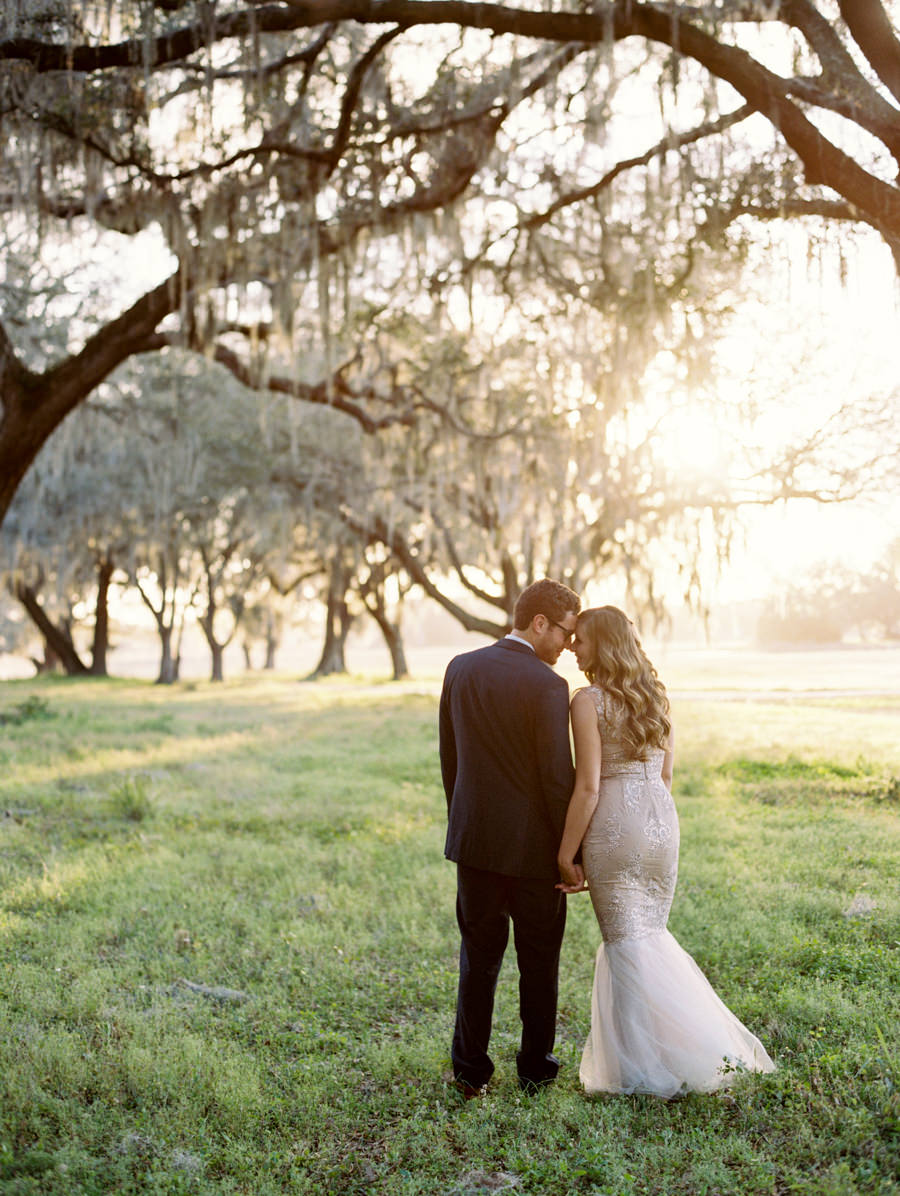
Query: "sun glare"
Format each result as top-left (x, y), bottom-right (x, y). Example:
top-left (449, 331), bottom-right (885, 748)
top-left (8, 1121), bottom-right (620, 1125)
top-left (653, 402), bottom-right (733, 484)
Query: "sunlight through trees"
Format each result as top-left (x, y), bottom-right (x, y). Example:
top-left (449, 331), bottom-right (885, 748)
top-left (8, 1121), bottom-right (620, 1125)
top-left (1, 2), bottom-right (898, 674)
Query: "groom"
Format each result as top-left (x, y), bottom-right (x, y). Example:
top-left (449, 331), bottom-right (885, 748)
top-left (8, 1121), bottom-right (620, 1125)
top-left (439, 578), bottom-right (580, 1096)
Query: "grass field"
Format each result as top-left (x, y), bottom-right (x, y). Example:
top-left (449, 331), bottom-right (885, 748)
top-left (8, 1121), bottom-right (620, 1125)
top-left (1, 669), bottom-right (898, 1195)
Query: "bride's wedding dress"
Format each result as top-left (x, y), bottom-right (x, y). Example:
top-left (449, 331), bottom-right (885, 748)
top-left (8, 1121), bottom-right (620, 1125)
top-left (579, 687), bottom-right (775, 1098)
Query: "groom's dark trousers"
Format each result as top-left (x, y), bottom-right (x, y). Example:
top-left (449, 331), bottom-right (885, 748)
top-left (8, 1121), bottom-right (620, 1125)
top-left (453, 864), bottom-right (566, 1087)
top-left (439, 638), bottom-right (574, 1089)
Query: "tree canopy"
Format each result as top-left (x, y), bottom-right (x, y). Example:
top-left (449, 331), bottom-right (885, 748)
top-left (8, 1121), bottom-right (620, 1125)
top-left (2, 1), bottom-right (898, 528)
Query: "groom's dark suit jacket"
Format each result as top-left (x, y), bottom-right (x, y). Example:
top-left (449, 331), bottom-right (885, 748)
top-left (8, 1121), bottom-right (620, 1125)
top-left (439, 637), bottom-right (574, 880)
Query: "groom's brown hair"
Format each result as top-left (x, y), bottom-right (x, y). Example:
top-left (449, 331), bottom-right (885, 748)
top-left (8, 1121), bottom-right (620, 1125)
top-left (513, 578), bottom-right (580, 630)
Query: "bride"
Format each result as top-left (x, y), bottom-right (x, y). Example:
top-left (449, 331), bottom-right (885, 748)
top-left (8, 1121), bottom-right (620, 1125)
top-left (557, 606), bottom-right (774, 1098)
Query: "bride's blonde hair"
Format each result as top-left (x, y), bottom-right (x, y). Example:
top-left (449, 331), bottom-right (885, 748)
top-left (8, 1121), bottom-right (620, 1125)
top-left (577, 606), bottom-right (671, 758)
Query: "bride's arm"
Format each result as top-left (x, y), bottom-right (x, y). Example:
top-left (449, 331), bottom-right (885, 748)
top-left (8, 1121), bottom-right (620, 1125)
top-left (662, 721), bottom-right (675, 791)
top-left (556, 690), bottom-right (603, 892)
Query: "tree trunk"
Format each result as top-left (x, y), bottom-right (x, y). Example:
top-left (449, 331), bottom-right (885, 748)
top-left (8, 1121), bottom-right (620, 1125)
top-left (89, 554), bottom-right (114, 676)
top-left (381, 619), bottom-right (409, 681)
top-left (364, 601), bottom-right (409, 680)
top-left (14, 581), bottom-right (89, 676)
top-left (0, 274), bottom-right (182, 529)
top-left (136, 568), bottom-right (180, 685)
top-left (173, 611), bottom-right (187, 682)
top-left (199, 607), bottom-right (229, 682)
top-left (310, 627), bottom-right (349, 677)
top-left (156, 625), bottom-right (177, 685)
top-left (30, 641), bottom-right (62, 674)
top-left (196, 551), bottom-right (245, 683)
top-left (308, 562), bottom-right (354, 678)
top-left (263, 607), bottom-right (279, 670)
top-left (210, 641), bottom-right (225, 683)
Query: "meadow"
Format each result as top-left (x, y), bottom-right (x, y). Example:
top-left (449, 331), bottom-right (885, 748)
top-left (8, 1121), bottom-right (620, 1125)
top-left (0, 663), bottom-right (898, 1195)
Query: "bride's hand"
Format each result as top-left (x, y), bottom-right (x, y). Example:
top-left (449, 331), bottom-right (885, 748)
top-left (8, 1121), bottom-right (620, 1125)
top-left (556, 859), bottom-right (589, 893)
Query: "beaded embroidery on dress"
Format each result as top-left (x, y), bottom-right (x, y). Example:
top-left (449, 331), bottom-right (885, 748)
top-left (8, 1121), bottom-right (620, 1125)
top-left (579, 686), bottom-right (775, 1097)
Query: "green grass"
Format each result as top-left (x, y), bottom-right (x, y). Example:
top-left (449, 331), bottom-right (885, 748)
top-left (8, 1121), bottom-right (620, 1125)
top-left (1, 677), bottom-right (899, 1194)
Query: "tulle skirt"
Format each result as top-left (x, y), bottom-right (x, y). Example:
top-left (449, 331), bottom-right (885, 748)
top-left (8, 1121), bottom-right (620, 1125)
top-left (579, 929), bottom-right (775, 1098)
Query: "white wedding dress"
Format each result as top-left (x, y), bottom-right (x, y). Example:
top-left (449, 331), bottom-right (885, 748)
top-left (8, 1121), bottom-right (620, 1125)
top-left (579, 687), bottom-right (775, 1098)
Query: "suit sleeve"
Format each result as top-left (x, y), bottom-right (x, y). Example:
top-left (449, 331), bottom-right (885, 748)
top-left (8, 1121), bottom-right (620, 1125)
top-left (533, 676), bottom-right (575, 836)
top-left (438, 668), bottom-right (457, 813)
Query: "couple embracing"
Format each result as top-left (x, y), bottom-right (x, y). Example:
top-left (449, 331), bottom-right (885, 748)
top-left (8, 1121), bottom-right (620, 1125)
top-left (439, 579), bottom-right (774, 1100)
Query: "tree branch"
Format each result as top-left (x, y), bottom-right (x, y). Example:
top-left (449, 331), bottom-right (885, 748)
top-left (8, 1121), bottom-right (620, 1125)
top-left (719, 197), bottom-right (900, 268)
top-left (782, 0), bottom-right (900, 139)
top-left (203, 340), bottom-right (420, 433)
top-left (0, 271), bottom-right (183, 523)
top-left (9, 3), bottom-right (898, 238)
top-left (341, 508), bottom-right (508, 637)
top-left (725, 197), bottom-right (876, 223)
top-left (326, 25), bottom-right (407, 175)
top-left (837, 0), bottom-right (900, 106)
top-left (1, 4), bottom-right (308, 71)
top-left (523, 102), bottom-right (756, 232)
top-left (783, 74), bottom-right (900, 163)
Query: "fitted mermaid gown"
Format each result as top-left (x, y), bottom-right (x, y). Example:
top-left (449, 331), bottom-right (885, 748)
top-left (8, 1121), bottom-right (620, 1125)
top-left (579, 687), bottom-right (775, 1098)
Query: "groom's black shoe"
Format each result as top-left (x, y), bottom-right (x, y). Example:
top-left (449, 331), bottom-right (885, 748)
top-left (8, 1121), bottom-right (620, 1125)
top-left (450, 1076), bottom-right (488, 1101)
top-left (518, 1075), bottom-right (556, 1096)
top-left (516, 1049), bottom-right (560, 1094)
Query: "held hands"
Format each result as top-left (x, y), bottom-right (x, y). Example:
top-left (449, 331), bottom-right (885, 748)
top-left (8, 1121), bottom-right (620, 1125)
top-left (556, 857), bottom-right (589, 894)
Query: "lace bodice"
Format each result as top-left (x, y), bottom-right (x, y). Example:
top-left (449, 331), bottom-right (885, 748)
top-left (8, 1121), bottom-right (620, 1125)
top-left (584, 686), bottom-right (666, 778)
top-left (580, 685), bottom-right (677, 945)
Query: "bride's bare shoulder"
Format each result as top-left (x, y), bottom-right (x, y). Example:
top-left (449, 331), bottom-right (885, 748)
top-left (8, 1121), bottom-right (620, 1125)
top-left (571, 685), bottom-right (603, 710)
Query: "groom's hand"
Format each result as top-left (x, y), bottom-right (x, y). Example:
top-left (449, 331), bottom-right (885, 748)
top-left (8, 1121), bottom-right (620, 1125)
top-left (556, 860), bottom-right (589, 893)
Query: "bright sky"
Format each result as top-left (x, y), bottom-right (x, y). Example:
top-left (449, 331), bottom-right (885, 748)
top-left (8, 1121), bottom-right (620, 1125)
top-left (702, 232), bottom-right (899, 602)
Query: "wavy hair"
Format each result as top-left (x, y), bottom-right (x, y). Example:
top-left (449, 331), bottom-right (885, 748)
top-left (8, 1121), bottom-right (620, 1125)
top-left (513, 578), bottom-right (580, 630)
top-left (577, 606), bottom-right (671, 758)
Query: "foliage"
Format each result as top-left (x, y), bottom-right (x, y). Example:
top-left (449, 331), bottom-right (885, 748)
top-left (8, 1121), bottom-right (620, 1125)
top-left (757, 542), bottom-right (900, 646)
top-left (0, 371), bottom-right (146, 673)
top-left (851, 539), bottom-right (900, 640)
top-left (0, 314), bottom-right (727, 668)
top-left (1, 350), bottom-right (313, 681)
top-left (874, 775), bottom-right (900, 805)
top-left (0, 675), bottom-right (898, 1194)
top-left (1, 0), bottom-right (898, 532)
top-left (0, 693), bottom-right (53, 725)
top-left (107, 774), bottom-right (153, 823)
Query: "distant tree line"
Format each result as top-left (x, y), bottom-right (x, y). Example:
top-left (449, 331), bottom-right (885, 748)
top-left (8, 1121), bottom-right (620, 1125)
top-left (2, 327), bottom-right (893, 681)
top-left (757, 544), bottom-right (900, 646)
top-left (0, 329), bottom-right (740, 683)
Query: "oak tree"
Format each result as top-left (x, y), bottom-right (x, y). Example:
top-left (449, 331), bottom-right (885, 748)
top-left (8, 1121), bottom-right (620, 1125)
top-left (3, 0), bottom-right (897, 527)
